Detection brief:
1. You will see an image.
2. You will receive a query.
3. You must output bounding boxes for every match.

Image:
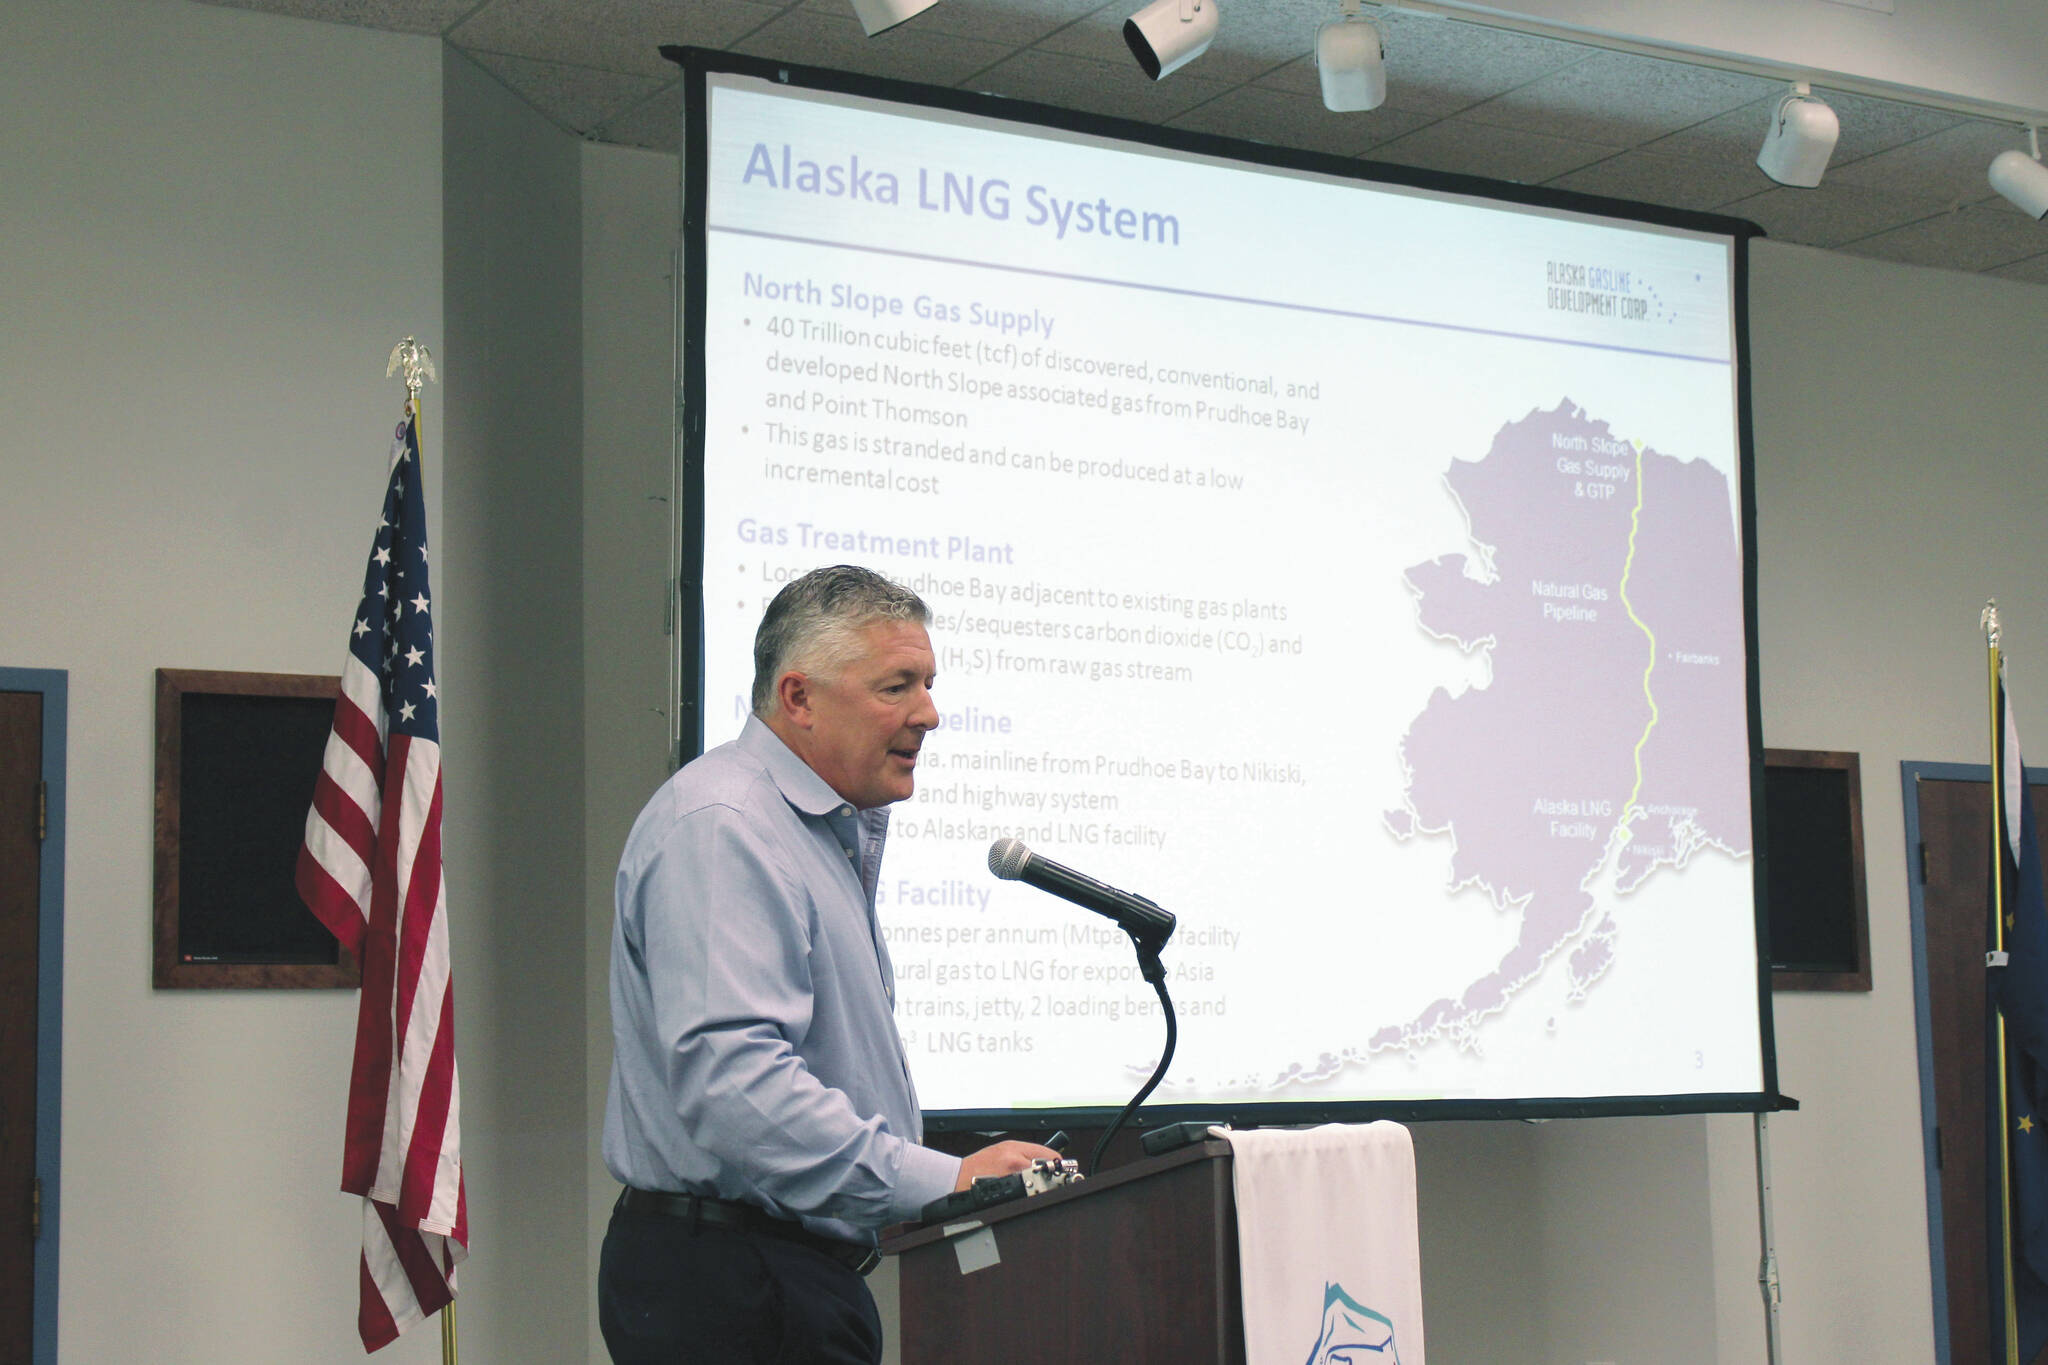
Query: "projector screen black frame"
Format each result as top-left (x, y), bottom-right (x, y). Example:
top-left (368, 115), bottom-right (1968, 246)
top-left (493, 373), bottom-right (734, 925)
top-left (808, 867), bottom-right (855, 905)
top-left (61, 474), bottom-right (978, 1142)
top-left (664, 44), bottom-right (1786, 1128)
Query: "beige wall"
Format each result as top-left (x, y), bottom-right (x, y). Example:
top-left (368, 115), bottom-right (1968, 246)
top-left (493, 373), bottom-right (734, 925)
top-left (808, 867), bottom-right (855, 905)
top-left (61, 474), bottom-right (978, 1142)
top-left (440, 41), bottom-right (590, 1365)
top-left (0, 1), bottom-right (445, 1359)
top-left (578, 139), bottom-right (682, 1362)
top-left (1734, 241), bottom-right (2048, 1363)
top-left (2, 1), bottom-right (597, 1358)
top-left (13, 0), bottom-right (2048, 1359)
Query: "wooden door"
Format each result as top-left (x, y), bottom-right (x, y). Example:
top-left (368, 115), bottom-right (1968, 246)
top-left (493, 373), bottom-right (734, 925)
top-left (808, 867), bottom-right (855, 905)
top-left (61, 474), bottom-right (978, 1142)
top-left (1916, 773), bottom-right (2048, 1365)
top-left (0, 691), bottom-right (41, 1364)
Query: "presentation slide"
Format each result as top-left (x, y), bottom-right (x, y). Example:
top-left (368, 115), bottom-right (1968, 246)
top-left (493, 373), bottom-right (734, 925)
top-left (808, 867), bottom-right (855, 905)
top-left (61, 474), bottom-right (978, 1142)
top-left (693, 71), bottom-right (1764, 1117)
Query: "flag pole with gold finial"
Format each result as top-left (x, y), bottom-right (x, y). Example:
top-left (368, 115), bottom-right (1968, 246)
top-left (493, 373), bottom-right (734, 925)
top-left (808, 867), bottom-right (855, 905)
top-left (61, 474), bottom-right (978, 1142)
top-left (1988, 598), bottom-right (2020, 1365)
top-left (386, 335), bottom-right (437, 447)
top-left (387, 335), bottom-right (455, 1365)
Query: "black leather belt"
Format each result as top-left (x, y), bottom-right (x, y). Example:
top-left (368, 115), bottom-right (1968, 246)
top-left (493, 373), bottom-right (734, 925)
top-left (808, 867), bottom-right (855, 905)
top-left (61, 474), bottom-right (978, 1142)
top-left (617, 1187), bottom-right (883, 1277)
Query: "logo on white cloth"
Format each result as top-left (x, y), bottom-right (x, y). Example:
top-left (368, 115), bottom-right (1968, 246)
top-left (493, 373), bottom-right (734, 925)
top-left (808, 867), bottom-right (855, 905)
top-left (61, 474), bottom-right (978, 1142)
top-left (1305, 1281), bottom-right (1403, 1363)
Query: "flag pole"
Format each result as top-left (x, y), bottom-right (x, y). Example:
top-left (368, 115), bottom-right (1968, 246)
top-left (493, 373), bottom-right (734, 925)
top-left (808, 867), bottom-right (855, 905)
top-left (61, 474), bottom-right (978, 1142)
top-left (386, 335), bottom-right (437, 436)
top-left (388, 336), bottom-right (457, 1365)
top-left (1988, 599), bottom-right (2021, 1365)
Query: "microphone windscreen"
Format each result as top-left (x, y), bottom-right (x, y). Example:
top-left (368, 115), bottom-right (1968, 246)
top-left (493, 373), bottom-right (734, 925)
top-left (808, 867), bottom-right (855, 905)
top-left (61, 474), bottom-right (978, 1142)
top-left (988, 837), bottom-right (1032, 880)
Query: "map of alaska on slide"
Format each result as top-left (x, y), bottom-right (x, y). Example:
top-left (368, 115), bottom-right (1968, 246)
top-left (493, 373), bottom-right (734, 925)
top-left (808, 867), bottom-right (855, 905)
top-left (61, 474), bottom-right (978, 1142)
top-left (1379, 398), bottom-right (1751, 1057)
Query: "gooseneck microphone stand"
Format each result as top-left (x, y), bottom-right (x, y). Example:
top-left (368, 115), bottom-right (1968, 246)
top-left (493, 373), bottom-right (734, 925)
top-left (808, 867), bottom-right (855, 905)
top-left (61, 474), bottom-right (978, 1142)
top-left (1088, 928), bottom-right (1177, 1177)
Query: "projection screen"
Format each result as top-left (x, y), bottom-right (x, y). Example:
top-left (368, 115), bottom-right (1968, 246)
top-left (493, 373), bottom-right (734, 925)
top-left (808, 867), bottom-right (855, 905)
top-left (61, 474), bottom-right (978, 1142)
top-left (673, 51), bottom-right (1778, 1127)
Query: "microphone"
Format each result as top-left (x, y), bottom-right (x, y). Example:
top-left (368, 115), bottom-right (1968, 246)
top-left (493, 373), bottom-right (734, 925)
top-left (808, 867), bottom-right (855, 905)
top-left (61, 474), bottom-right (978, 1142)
top-left (987, 838), bottom-right (1176, 949)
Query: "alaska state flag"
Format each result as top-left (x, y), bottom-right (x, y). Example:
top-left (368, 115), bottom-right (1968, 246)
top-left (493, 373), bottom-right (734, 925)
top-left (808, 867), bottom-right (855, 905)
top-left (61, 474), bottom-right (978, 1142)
top-left (1988, 667), bottom-right (2048, 1363)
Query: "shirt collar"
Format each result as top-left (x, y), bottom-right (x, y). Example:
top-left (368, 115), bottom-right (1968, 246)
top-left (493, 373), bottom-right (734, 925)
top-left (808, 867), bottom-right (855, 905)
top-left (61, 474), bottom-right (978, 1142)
top-left (738, 714), bottom-right (851, 818)
top-left (739, 715), bottom-right (891, 875)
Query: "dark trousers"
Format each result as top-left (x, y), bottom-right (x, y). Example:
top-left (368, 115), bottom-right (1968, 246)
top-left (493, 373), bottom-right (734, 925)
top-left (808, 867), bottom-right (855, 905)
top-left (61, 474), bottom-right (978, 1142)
top-left (599, 1202), bottom-right (883, 1365)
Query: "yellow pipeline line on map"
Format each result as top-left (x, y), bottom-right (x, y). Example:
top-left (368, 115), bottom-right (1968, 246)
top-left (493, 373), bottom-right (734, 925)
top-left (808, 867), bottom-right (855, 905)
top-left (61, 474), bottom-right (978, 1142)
top-left (1616, 442), bottom-right (1658, 829)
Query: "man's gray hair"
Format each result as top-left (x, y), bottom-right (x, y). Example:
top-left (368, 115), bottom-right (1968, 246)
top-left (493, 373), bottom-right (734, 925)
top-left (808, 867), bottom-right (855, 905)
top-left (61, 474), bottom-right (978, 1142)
top-left (751, 565), bottom-right (930, 716)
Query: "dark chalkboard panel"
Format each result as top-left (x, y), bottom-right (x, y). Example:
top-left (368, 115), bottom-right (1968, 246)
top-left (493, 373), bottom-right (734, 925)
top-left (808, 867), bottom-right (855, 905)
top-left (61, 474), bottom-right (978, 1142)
top-left (1763, 748), bottom-right (1870, 991)
top-left (153, 668), bottom-right (358, 989)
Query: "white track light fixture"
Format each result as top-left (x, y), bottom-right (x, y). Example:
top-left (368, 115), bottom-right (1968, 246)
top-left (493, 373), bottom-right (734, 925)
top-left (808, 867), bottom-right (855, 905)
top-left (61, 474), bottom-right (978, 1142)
top-left (1124, 0), bottom-right (1219, 81)
top-left (1756, 82), bottom-right (1840, 188)
top-left (1316, 1), bottom-right (1386, 113)
top-left (1990, 128), bottom-right (2048, 220)
top-left (847, 0), bottom-right (940, 37)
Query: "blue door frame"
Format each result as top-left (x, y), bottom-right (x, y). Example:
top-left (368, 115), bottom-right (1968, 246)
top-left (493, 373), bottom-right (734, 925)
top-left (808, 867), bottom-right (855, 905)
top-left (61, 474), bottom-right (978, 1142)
top-left (1902, 758), bottom-right (2048, 1365)
top-left (0, 668), bottom-right (64, 1365)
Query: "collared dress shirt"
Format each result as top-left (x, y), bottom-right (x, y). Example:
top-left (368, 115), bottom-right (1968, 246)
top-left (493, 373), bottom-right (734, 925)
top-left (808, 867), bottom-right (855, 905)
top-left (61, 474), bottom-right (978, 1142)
top-left (603, 716), bottom-right (961, 1245)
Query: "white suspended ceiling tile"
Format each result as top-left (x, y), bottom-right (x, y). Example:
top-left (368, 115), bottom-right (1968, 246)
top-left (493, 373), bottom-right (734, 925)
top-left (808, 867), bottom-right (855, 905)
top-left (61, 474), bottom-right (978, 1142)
top-left (1844, 200), bottom-right (2048, 273)
top-left (1367, 9), bottom-right (1589, 119)
top-left (591, 84), bottom-right (684, 153)
top-left (870, 0), bottom-right (1121, 50)
top-left (1247, 15), bottom-right (1584, 121)
top-left (1804, 87), bottom-right (1969, 165)
top-left (1645, 88), bottom-right (1964, 173)
top-left (465, 49), bottom-right (668, 132)
top-left (1458, 48), bottom-right (1781, 148)
top-left (453, 0), bottom-right (785, 79)
top-left (1722, 180), bottom-right (1954, 250)
top-left (1245, 53), bottom-right (1331, 100)
top-left (1027, 0), bottom-right (1308, 87)
top-left (1178, 0), bottom-right (1358, 78)
top-left (967, 45), bottom-right (1234, 123)
top-left (1986, 252), bottom-right (2048, 285)
top-left (1543, 148), bottom-right (1777, 214)
top-left (199, 0), bottom-right (477, 33)
top-left (1638, 94), bottom-right (1777, 162)
top-left (1364, 115), bottom-right (1618, 185)
top-left (1826, 117), bottom-right (2033, 205)
top-left (733, 7), bottom-right (1017, 86)
top-left (178, 0), bottom-right (2048, 282)
top-left (1165, 84), bottom-right (1432, 158)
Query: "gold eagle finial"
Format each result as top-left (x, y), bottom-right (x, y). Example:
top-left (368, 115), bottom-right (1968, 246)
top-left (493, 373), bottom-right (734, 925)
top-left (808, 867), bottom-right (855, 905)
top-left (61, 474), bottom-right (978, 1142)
top-left (386, 336), bottom-right (438, 397)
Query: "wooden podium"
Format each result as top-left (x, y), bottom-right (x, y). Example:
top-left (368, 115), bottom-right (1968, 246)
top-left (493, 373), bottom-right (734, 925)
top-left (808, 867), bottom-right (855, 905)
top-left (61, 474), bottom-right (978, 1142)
top-left (883, 1140), bottom-right (1244, 1364)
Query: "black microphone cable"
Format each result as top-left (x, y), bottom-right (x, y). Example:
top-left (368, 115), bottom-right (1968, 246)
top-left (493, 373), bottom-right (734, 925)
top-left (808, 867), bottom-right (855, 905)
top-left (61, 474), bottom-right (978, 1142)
top-left (987, 837), bottom-right (1179, 1176)
top-left (1088, 968), bottom-right (1177, 1177)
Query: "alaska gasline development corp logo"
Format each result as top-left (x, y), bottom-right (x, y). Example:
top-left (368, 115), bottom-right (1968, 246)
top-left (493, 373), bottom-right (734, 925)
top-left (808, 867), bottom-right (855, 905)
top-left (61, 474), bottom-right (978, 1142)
top-left (1305, 1281), bottom-right (1404, 1363)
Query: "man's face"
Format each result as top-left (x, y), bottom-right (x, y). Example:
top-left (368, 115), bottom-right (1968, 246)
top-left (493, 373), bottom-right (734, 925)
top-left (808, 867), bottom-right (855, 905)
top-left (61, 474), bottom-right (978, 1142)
top-left (793, 620), bottom-right (939, 809)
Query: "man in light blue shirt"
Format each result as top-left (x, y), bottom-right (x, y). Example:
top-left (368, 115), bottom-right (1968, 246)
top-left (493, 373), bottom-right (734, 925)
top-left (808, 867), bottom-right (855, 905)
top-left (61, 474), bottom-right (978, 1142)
top-left (600, 565), bottom-right (1054, 1365)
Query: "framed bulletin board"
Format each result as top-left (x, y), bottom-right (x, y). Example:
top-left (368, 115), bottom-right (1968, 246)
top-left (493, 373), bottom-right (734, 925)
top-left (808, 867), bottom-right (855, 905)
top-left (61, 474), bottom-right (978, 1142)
top-left (153, 668), bottom-right (358, 989)
top-left (1763, 748), bottom-right (1871, 992)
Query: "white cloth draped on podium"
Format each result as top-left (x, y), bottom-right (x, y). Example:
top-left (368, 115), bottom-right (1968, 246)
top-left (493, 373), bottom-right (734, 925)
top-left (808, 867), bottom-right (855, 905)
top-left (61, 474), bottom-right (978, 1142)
top-left (1222, 1122), bottom-right (1426, 1365)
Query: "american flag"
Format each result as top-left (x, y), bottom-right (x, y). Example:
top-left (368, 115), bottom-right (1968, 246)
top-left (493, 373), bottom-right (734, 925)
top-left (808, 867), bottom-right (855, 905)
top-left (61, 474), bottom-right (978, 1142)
top-left (297, 400), bottom-right (467, 1352)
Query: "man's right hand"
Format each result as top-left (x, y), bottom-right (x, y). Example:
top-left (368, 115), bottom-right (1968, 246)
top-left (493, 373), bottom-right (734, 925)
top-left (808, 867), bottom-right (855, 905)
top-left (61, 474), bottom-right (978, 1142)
top-left (955, 1140), bottom-right (1062, 1190)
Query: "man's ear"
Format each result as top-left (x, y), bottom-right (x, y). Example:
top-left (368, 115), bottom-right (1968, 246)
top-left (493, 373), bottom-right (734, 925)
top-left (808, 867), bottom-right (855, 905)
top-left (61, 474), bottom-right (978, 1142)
top-left (775, 670), bottom-right (813, 729)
